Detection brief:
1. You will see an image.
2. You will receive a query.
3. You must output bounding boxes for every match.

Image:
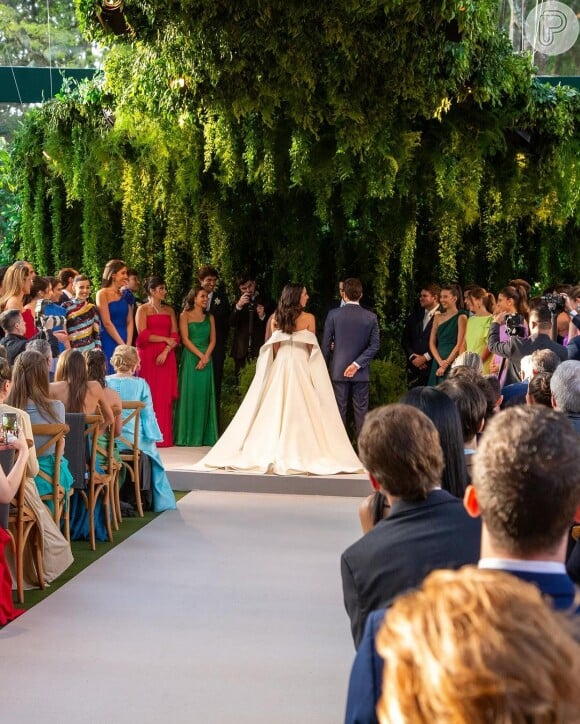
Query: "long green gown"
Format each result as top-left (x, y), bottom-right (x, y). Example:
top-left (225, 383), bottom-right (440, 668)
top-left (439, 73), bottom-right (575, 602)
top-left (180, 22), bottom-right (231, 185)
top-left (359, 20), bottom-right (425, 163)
top-left (428, 311), bottom-right (468, 386)
top-left (174, 316), bottom-right (219, 446)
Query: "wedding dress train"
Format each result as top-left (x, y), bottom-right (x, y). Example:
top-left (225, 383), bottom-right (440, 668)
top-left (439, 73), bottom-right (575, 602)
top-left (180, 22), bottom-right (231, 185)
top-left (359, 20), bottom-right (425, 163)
top-left (194, 330), bottom-right (363, 475)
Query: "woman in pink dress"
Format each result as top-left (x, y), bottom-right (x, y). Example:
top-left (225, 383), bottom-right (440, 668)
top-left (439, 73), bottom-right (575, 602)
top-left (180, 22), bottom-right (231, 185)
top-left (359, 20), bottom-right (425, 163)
top-left (135, 276), bottom-right (179, 447)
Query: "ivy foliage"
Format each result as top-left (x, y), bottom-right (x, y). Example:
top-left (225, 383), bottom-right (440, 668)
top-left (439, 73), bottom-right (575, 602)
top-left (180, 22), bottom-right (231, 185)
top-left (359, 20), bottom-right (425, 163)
top-left (10, 0), bottom-right (580, 320)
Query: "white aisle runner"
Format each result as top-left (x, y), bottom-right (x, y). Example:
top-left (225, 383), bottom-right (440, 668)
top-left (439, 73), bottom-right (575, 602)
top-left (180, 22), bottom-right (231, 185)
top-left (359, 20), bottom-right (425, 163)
top-left (0, 491), bottom-right (362, 724)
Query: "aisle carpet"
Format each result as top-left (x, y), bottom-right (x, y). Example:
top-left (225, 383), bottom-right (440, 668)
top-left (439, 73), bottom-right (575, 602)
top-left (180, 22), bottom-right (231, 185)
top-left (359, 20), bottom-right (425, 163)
top-left (0, 490), bottom-right (362, 724)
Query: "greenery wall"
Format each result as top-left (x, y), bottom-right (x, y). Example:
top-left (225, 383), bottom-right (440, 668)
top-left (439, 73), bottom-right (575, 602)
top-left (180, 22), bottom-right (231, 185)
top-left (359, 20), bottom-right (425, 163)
top-left (6, 0), bottom-right (580, 327)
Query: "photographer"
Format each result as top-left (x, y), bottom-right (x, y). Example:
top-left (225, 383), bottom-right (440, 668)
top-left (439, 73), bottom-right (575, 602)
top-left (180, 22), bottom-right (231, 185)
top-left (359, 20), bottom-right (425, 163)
top-left (488, 304), bottom-right (567, 387)
top-left (0, 309), bottom-right (59, 366)
top-left (230, 272), bottom-right (270, 375)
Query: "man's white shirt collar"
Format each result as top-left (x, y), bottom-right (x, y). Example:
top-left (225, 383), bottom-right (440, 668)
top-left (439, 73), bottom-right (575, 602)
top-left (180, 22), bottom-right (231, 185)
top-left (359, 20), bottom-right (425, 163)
top-left (479, 558), bottom-right (566, 574)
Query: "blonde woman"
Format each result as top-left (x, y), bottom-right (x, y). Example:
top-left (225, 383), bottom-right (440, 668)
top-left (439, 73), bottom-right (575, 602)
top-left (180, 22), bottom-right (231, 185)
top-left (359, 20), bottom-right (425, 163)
top-left (106, 345), bottom-right (176, 512)
top-left (376, 568), bottom-right (580, 723)
top-left (0, 262), bottom-right (35, 338)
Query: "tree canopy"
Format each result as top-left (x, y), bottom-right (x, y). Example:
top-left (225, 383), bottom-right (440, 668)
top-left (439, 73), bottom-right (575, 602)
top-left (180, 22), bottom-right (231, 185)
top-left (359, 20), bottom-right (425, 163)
top-left (8, 0), bottom-right (580, 323)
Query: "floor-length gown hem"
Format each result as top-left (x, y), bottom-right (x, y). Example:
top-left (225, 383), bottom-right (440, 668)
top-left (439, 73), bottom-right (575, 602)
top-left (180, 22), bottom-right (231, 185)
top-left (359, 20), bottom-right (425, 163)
top-left (194, 330), bottom-right (363, 476)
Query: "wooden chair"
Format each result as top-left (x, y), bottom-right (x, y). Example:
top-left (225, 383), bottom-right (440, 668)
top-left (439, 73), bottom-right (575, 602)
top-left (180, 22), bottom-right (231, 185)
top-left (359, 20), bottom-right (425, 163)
top-left (572, 525), bottom-right (580, 542)
top-left (80, 414), bottom-right (113, 551)
top-left (32, 423), bottom-right (71, 541)
top-left (8, 462), bottom-right (45, 604)
top-left (118, 401), bottom-right (146, 518)
top-left (95, 418), bottom-right (122, 532)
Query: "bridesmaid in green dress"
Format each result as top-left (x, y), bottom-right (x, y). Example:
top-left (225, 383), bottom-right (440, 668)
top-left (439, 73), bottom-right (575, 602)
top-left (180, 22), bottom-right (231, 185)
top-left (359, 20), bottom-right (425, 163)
top-left (428, 284), bottom-right (468, 386)
top-left (465, 287), bottom-right (495, 373)
top-left (174, 286), bottom-right (219, 446)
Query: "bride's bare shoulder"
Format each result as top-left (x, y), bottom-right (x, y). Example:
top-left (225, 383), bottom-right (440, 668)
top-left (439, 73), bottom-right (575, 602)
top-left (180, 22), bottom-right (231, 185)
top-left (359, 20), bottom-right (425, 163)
top-left (294, 312), bottom-right (316, 332)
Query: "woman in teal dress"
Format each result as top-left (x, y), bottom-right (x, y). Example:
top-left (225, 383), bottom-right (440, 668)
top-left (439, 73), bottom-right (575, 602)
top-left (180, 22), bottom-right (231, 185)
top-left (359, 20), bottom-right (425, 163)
top-left (174, 286), bottom-right (218, 446)
top-left (106, 345), bottom-right (176, 513)
top-left (428, 284), bottom-right (468, 386)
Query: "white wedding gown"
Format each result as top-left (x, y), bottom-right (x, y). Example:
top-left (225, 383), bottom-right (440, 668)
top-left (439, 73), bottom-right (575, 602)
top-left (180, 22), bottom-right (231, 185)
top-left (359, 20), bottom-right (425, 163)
top-left (194, 329), bottom-right (363, 475)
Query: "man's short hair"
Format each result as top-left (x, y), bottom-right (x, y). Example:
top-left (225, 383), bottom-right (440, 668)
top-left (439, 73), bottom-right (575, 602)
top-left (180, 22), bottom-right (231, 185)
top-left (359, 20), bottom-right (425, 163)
top-left (343, 278), bottom-right (363, 302)
top-left (531, 348), bottom-right (561, 375)
top-left (439, 378), bottom-right (487, 443)
top-left (57, 267), bottom-right (78, 287)
top-left (421, 283), bottom-right (440, 297)
top-left (126, 268), bottom-right (138, 278)
top-left (26, 338), bottom-right (52, 361)
top-left (472, 406), bottom-right (580, 557)
top-left (529, 305), bottom-right (552, 329)
top-left (358, 404), bottom-right (444, 501)
top-left (236, 271), bottom-right (255, 287)
top-left (0, 309), bottom-right (22, 334)
top-left (198, 265), bottom-right (219, 280)
top-left (550, 360), bottom-right (580, 414)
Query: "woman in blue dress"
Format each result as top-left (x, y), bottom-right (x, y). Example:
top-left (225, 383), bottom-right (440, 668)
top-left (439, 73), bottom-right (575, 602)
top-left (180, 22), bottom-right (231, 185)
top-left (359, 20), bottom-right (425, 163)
top-left (106, 345), bottom-right (176, 513)
top-left (96, 259), bottom-right (135, 373)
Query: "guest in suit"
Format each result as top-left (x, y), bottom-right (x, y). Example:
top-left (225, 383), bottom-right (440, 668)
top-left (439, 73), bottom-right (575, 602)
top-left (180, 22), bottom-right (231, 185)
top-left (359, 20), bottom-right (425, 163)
top-left (374, 568), bottom-right (580, 724)
top-left (230, 272), bottom-right (268, 376)
top-left (488, 304), bottom-right (567, 386)
top-left (198, 265), bottom-right (229, 407)
top-left (345, 405), bottom-right (580, 724)
top-left (57, 267), bottom-right (78, 305)
top-left (401, 283), bottom-right (440, 387)
top-left (340, 404), bottom-right (480, 648)
top-left (551, 360), bottom-right (580, 433)
top-left (322, 278), bottom-right (380, 435)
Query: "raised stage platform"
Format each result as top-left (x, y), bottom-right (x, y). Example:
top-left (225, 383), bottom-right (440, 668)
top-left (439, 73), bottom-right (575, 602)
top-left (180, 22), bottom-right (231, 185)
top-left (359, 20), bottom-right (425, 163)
top-left (159, 446), bottom-right (370, 498)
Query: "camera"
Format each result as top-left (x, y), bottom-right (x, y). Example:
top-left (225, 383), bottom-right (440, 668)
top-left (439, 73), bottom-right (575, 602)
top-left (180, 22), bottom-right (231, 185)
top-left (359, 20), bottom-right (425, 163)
top-left (505, 313), bottom-right (525, 337)
top-left (34, 298), bottom-right (66, 332)
top-left (541, 293), bottom-right (566, 313)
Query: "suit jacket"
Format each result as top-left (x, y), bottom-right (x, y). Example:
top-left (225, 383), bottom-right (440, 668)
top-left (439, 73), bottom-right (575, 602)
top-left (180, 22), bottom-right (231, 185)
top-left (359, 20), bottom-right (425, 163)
top-left (322, 304), bottom-right (380, 383)
top-left (207, 290), bottom-right (229, 353)
top-left (341, 489), bottom-right (481, 647)
top-left (568, 337), bottom-right (580, 361)
top-left (401, 306), bottom-right (439, 360)
top-left (487, 326), bottom-right (568, 386)
top-left (229, 296), bottom-right (269, 360)
top-left (344, 567), bottom-right (579, 724)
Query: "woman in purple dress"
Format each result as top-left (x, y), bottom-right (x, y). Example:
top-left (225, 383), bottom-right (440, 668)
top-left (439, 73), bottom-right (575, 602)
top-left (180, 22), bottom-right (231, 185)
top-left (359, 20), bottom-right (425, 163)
top-left (96, 259), bottom-right (134, 373)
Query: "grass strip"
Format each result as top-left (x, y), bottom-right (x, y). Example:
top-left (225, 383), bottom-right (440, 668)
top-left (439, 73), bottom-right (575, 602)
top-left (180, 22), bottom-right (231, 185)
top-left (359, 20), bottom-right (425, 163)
top-left (19, 490), bottom-right (190, 611)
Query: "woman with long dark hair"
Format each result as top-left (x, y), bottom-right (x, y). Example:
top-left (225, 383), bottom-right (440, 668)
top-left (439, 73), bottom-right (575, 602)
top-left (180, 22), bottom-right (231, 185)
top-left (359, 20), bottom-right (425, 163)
top-left (174, 285), bottom-right (217, 446)
top-left (136, 276), bottom-right (179, 446)
top-left (96, 259), bottom-right (134, 373)
top-left (50, 349), bottom-right (114, 429)
top-left (195, 283), bottom-right (362, 475)
top-left (428, 283), bottom-right (468, 385)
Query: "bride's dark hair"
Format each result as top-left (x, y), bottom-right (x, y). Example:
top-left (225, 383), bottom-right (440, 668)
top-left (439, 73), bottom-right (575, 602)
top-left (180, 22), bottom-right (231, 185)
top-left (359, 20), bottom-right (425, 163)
top-left (275, 283), bottom-right (304, 333)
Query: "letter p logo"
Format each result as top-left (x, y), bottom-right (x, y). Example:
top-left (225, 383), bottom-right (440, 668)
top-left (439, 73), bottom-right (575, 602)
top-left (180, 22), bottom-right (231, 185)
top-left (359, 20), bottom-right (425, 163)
top-left (525, 1), bottom-right (579, 55)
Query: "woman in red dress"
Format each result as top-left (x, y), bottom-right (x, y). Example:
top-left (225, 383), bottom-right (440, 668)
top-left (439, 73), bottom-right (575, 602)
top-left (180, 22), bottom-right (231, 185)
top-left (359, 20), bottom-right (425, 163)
top-left (135, 277), bottom-right (179, 447)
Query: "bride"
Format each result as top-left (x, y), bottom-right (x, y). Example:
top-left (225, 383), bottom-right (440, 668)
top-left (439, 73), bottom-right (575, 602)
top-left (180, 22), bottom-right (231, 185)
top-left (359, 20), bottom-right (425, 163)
top-left (195, 283), bottom-right (363, 475)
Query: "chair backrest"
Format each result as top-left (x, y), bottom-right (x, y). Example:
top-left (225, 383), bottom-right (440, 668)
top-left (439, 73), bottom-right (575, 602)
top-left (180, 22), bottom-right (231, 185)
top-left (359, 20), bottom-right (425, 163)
top-left (95, 419), bottom-right (117, 476)
top-left (31, 423), bottom-right (69, 511)
top-left (84, 415), bottom-right (102, 479)
top-left (64, 412), bottom-right (88, 489)
top-left (118, 401), bottom-right (145, 463)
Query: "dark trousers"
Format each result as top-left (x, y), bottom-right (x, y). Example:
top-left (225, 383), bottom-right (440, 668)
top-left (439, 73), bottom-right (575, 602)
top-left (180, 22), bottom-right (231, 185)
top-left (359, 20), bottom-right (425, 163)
top-left (332, 380), bottom-right (369, 435)
top-left (212, 345), bottom-right (226, 408)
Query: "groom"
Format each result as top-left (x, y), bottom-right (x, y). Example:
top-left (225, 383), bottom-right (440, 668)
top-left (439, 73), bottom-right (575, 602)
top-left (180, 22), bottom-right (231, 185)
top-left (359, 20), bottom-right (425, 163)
top-left (322, 278), bottom-right (380, 434)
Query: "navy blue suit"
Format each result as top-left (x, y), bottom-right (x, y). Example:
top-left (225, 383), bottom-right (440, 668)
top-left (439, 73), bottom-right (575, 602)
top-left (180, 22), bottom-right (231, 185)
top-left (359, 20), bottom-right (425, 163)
top-left (322, 303), bottom-right (380, 433)
top-left (344, 567), bottom-right (579, 724)
top-left (341, 489), bottom-right (481, 647)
